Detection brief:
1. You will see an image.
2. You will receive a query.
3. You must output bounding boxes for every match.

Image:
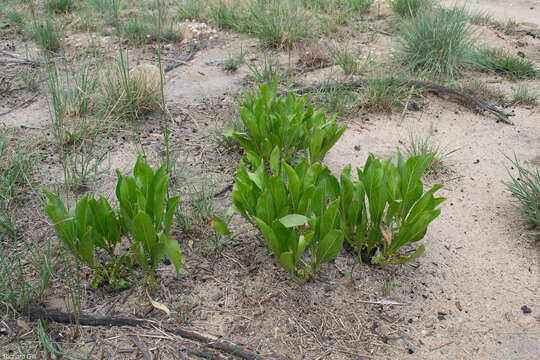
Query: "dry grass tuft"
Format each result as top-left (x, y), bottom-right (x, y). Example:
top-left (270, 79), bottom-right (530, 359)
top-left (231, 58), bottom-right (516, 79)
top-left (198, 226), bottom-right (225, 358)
top-left (297, 41), bottom-right (331, 68)
top-left (100, 63), bottom-right (162, 121)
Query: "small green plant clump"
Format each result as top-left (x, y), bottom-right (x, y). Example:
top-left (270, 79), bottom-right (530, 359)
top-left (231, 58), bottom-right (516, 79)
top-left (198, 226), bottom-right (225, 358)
top-left (472, 47), bottom-right (538, 79)
top-left (230, 151), bottom-right (344, 281)
top-left (388, 0), bottom-right (433, 18)
top-left (46, 157), bottom-right (182, 289)
top-left (404, 132), bottom-right (457, 176)
top-left (44, 0), bottom-right (75, 14)
top-left (33, 19), bottom-right (63, 54)
top-left (340, 152), bottom-right (445, 265)
top-left (223, 81), bottom-right (346, 165)
top-left (504, 155), bottom-right (540, 235)
top-left (511, 84), bottom-right (538, 105)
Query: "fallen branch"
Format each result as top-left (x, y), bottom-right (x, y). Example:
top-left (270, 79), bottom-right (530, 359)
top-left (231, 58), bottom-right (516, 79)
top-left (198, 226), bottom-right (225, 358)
top-left (25, 304), bottom-right (269, 360)
top-left (0, 50), bottom-right (40, 66)
top-left (165, 41), bottom-right (198, 73)
top-left (278, 78), bottom-right (515, 125)
top-left (129, 335), bottom-right (152, 360)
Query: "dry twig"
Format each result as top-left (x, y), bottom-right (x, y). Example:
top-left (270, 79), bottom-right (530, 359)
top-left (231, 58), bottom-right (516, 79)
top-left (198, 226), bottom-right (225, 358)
top-left (165, 41), bottom-right (198, 73)
top-left (25, 304), bottom-right (271, 360)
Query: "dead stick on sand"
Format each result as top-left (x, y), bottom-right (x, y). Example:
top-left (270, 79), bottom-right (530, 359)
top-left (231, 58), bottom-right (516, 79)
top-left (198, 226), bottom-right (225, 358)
top-left (25, 304), bottom-right (272, 360)
top-left (430, 340), bottom-right (453, 351)
top-left (164, 41), bottom-right (198, 73)
top-left (278, 79), bottom-right (515, 125)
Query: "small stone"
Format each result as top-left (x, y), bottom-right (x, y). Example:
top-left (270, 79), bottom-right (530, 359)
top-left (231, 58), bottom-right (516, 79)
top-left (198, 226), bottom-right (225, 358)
top-left (408, 349), bottom-right (414, 354)
top-left (521, 305), bottom-right (532, 314)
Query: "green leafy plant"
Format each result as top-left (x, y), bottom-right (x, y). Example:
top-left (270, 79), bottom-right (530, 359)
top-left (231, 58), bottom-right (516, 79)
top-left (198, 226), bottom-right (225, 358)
top-left (229, 150), bottom-right (344, 281)
top-left (46, 157), bottom-right (182, 289)
top-left (223, 81), bottom-right (346, 165)
top-left (340, 152), bottom-right (446, 266)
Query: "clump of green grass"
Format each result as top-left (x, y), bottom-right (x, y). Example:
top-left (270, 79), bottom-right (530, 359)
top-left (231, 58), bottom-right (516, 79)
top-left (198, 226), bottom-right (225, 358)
top-left (89, 0), bottom-right (121, 26)
top-left (245, 0), bottom-right (312, 48)
top-left (472, 47), bottom-right (538, 79)
top-left (388, 0), bottom-right (433, 18)
top-left (20, 71), bottom-right (38, 92)
top-left (6, 9), bottom-right (26, 35)
top-left (504, 155), bottom-right (540, 235)
top-left (499, 18), bottom-right (519, 35)
top-left (44, 0), bottom-right (75, 14)
top-left (177, 0), bottom-right (206, 21)
top-left (245, 54), bottom-right (282, 84)
top-left (311, 83), bottom-right (358, 115)
top-left (120, 17), bottom-right (148, 44)
top-left (221, 48), bottom-right (245, 72)
top-left (359, 77), bottom-right (410, 111)
top-left (0, 134), bottom-right (36, 240)
top-left (512, 84), bottom-right (538, 105)
top-left (466, 9), bottom-right (492, 25)
top-left (397, 6), bottom-right (475, 81)
top-left (326, 42), bottom-right (362, 75)
top-left (404, 132), bottom-right (457, 176)
top-left (339, 0), bottom-right (373, 13)
top-left (209, 0), bottom-right (242, 30)
top-left (33, 19), bottom-right (63, 54)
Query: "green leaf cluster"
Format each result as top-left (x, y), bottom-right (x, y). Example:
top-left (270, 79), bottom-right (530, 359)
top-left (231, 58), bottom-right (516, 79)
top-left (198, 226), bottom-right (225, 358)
top-left (223, 80), bottom-right (346, 165)
top-left (227, 148), bottom-right (444, 280)
top-left (341, 151), bottom-right (446, 265)
top-left (230, 148), bottom-right (344, 281)
top-left (46, 157), bottom-right (182, 289)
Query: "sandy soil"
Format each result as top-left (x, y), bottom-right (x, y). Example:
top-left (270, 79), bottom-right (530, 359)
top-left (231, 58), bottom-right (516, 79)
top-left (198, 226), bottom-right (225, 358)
top-left (0, 1), bottom-right (539, 359)
top-left (441, 0), bottom-right (540, 24)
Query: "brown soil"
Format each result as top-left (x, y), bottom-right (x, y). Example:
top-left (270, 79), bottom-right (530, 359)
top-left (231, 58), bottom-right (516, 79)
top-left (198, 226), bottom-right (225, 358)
top-left (1, 1), bottom-right (538, 359)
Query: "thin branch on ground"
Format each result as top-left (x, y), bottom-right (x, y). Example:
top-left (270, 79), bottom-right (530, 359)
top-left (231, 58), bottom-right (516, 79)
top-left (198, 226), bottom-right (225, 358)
top-left (165, 41), bottom-right (198, 73)
top-left (25, 304), bottom-right (274, 360)
top-left (0, 50), bottom-right (40, 66)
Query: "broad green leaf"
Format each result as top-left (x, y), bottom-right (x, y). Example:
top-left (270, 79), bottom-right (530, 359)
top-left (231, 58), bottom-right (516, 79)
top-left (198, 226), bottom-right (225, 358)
top-left (278, 251), bottom-right (295, 274)
top-left (255, 191), bottom-right (275, 225)
top-left (164, 195), bottom-right (180, 235)
top-left (253, 216), bottom-right (279, 254)
top-left (45, 191), bottom-right (76, 252)
top-left (316, 229), bottom-right (344, 264)
top-left (133, 156), bottom-right (154, 191)
top-left (131, 211), bottom-right (157, 253)
top-left (283, 162), bottom-right (301, 210)
top-left (156, 234), bottom-right (183, 274)
top-left (80, 229), bottom-right (96, 267)
top-left (269, 146), bottom-right (280, 175)
top-left (213, 215), bottom-right (230, 236)
top-left (75, 196), bottom-right (89, 240)
top-left (279, 214), bottom-right (308, 228)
